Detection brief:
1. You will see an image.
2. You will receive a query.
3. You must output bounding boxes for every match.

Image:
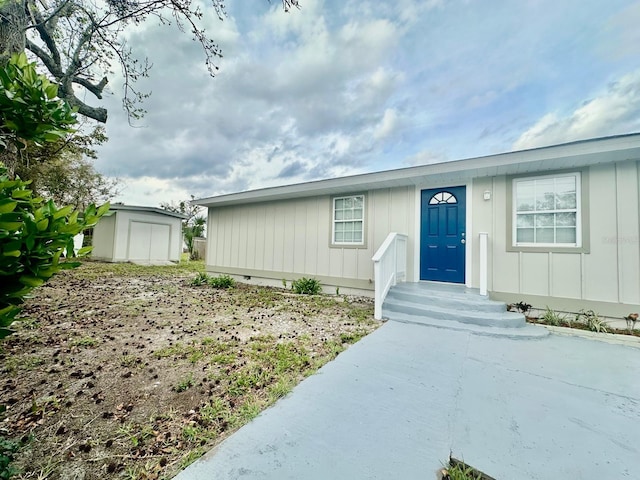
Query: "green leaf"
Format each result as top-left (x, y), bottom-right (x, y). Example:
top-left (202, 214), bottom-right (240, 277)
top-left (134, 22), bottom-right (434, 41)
top-left (84, 204), bottom-right (96, 218)
top-left (0, 304), bottom-right (20, 323)
top-left (77, 246), bottom-right (92, 256)
top-left (0, 221), bottom-right (22, 231)
top-left (0, 198), bottom-right (17, 213)
top-left (11, 189), bottom-right (31, 199)
top-left (36, 218), bottom-right (48, 231)
top-left (18, 275), bottom-right (45, 287)
top-left (66, 238), bottom-right (75, 256)
top-left (0, 328), bottom-right (15, 339)
top-left (44, 83), bottom-right (58, 99)
top-left (53, 205), bottom-right (73, 220)
top-left (68, 210), bottom-right (79, 225)
top-left (96, 202), bottom-right (111, 217)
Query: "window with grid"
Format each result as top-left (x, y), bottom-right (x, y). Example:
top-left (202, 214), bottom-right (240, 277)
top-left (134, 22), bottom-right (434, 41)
top-left (333, 195), bottom-right (364, 245)
top-left (513, 173), bottom-right (581, 246)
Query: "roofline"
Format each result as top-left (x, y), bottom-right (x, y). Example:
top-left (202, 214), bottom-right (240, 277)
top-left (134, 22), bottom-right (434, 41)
top-left (109, 204), bottom-right (188, 219)
top-left (195, 132), bottom-right (640, 207)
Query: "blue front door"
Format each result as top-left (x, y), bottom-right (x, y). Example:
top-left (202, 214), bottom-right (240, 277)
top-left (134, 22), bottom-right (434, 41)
top-left (420, 187), bottom-right (466, 283)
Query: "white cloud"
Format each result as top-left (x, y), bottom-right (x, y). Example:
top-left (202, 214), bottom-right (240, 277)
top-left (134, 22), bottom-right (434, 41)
top-left (404, 149), bottom-right (449, 167)
top-left (92, 0), bottom-right (640, 207)
top-left (373, 108), bottom-right (399, 141)
top-left (514, 70), bottom-right (640, 150)
top-left (112, 177), bottom-right (193, 207)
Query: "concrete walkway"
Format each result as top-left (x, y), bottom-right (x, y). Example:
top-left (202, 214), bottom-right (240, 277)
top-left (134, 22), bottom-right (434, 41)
top-left (175, 321), bottom-right (640, 479)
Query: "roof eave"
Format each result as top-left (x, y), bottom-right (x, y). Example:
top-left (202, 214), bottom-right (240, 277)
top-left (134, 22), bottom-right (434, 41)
top-left (195, 132), bottom-right (640, 208)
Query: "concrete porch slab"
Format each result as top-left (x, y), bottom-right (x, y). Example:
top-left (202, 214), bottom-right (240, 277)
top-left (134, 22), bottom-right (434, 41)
top-left (175, 322), bottom-right (640, 480)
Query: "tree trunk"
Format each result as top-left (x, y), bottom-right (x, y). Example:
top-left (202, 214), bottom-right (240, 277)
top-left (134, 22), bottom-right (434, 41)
top-left (0, 0), bottom-right (27, 66)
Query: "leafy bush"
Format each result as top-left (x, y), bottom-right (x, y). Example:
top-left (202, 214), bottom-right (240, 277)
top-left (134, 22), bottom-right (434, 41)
top-left (208, 274), bottom-right (235, 289)
top-left (291, 277), bottom-right (322, 295)
top-left (577, 309), bottom-right (609, 333)
top-left (190, 272), bottom-right (210, 286)
top-left (510, 301), bottom-right (532, 314)
top-left (0, 53), bottom-right (76, 151)
top-left (540, 306), bottom-right (566, 326)
top-left (0, 436), bottom-right (20, 480)
top-left (0, 163), bottom-right (108, 338)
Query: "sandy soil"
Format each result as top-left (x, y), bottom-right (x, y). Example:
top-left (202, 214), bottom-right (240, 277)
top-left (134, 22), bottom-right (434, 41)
top-left (0, 262), bottom-right (379, 479)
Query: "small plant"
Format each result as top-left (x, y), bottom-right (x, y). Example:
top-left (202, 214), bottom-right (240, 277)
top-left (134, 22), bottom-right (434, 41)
top-left (441, 457), bottom-right (492, 480)
top-left (0, 437), bottom-right (20, 480)
top-left (335, 286), bottom-right (340, 296)
top-left (291, 277), bottom-right (322, 295)
top-left (339, 330), bottom-right (368, 344)
top-left (71, 336), bottom-right (98, 347)
top-left (208, 274), bottom-right (235, 289)
top-left (174, 373), bottom-right (195, 392)
top-left (190, 272), bottom-right (210, 286)
top-left (577, 309), bottom-right (609, 333)
top-left (510, 301), bottom-right (532, 314)
top-left (540, 306), bottom-right (566, 326)
top-left (120, 355), bottom-right (139, 367)
top-left (281, 278), bottom-right (287, 289)
top-left (624, 313), bottom-right (638, 331)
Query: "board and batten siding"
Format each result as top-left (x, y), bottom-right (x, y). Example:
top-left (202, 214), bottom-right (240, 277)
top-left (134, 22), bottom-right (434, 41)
top-left (472, 159), bottom-right (640, 316)
top-left (91, 214), bottom-right (116, 260)
top-left (205, 186), bottom-right (415, 292)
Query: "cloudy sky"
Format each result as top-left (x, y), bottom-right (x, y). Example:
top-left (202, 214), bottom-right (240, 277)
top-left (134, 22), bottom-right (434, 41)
top-left (93, 0), bottom-right (640, 207)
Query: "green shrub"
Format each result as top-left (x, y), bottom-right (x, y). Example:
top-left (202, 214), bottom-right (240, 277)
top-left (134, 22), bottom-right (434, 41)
top-left (577, 309), bottom-right (609, 333)
top-left (190, 272), bottom-right (210, 286)
top-left (291, 277), bottom-right (322, 295)
top-left (0, 54), bottom-right (107, 339)
top-left (0, 164), bottom-right (108, 338)
top-left (540, 306), bottom-right (566, 326)
top-left (0, 53), bottom-right (76, 150)
top-left (0, 436), bottom-right (20, 480)
top-left (208, 274), bottom-right (235, 289)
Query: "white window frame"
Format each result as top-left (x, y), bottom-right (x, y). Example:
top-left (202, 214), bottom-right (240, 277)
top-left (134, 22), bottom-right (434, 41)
top-left (332, 194), bottom-right (365, 246)
top-left (512, 172), bottom-right (582, 248)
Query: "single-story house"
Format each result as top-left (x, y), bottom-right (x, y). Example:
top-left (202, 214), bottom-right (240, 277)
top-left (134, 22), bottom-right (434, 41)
top-left (195, 133), bottom-right (640, 318)
top-left (92, 204), bottom-right (186, 263)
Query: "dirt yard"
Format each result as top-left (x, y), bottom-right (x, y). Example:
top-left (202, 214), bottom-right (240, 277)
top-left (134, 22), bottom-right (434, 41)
top-left (0, 261), bottom-right (380, 479)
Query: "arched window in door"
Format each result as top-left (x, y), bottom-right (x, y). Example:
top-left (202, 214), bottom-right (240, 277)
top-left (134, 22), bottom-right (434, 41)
top-left (428, 191), bottom-right (458, 205)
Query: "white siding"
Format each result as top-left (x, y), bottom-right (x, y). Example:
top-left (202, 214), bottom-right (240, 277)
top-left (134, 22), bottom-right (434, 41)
top-left (92, 214), bottom-right (116, 261)
top-left (205, 187), bottom-right (415, 289)
top-left (474, 159), bottom-right (640, 314)
top-left (93, 210), bottom-right (182, 262)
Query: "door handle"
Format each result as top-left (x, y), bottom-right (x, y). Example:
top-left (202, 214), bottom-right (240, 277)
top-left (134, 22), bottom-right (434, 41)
top-left (461, 239), bottom-right (466, 244)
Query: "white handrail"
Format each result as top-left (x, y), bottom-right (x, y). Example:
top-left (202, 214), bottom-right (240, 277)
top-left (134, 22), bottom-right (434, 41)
top-left (479, 232), bottom-right (488, 296)
top-left (372, 232), bottom-right (408, 320)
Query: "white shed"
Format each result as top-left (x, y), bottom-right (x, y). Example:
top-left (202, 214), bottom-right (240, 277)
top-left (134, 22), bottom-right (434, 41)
top-left (92, 205), bottom-right (186, 263)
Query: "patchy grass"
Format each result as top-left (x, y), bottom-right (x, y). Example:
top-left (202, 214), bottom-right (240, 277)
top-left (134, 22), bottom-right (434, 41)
top-left (0, 260), bottom-right (378, 479)
top-left (442, 458), bottom-right (495, 480)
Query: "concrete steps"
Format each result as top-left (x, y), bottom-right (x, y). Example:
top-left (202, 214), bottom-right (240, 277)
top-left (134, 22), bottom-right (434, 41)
top-left (382, 282), bottom-right (549, 339)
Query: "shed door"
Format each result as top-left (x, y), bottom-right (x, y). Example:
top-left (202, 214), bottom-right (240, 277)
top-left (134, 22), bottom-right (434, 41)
top-left (128, 222), bottom-right (170, 261)
top-left (420, 187), bottom-right (466, 283)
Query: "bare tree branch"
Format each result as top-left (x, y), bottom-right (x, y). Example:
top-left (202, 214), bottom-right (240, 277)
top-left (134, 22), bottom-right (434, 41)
top-left (73, 75), bottom-right (108, 98)
top-left (3, 0), bottom-right (299, 123)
